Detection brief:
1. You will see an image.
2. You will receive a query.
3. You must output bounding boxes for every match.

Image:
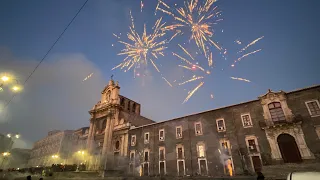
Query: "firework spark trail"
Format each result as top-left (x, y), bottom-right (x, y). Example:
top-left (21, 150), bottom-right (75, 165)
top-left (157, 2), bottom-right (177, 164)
top-left (162, 77), bottom-right (173, 87)
top-left (179, 76), bottom-right (204, 85)
top-left (236, 49), bottom-right (262, 62)
top-left (238, 36), bottom-right (264, 53)
top-left (113, 33), bottom-right (121, 39)
top-left (113, 11), bottom-right (167, 74)
top-left (230, 77), bottom-right (251, 82)
top-left (178, 44), bottom-right (194, 60)
top-left (183, 82), bottom-right (204, 104)
top-left (210, 94), bottom-right (214, 99)
top-left (141, 1), bottom-right (144, 12)
top-left (83, 73), bottom-right (93, 82)
top-left (208, 52), bottom-right (213, 67)
top-left (158, 0), bottom-right (222, 57)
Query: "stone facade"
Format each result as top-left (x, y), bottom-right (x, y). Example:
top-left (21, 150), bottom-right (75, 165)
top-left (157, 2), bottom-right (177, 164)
top-left (86, 79), bottom-right (154, 171)
top-left (128, 85), bottom-right (320, 177)
top-left (28, 130), bottom-right (75, 167)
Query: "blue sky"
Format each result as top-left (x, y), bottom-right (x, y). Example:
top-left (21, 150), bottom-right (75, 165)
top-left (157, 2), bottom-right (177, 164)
top-left (0, 0), bottom-right (319, 146)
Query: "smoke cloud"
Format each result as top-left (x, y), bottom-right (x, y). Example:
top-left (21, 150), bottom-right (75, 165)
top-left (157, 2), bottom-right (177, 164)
top-left (0, 47), bottom-right (106, 148)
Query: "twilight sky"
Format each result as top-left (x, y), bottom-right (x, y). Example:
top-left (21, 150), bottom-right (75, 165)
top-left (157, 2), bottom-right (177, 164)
top-left (0, 0), bottom-right (319, 148)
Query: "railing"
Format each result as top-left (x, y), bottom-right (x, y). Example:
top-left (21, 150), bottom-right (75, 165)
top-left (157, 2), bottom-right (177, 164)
top-left (259, 114), bottom-right (302, 128)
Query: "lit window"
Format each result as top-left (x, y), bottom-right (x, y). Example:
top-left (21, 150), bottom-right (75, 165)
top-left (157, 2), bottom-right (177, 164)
top-left (216, 119), bottom-right (226, 132)
top-left (305, 100), bottom-right (320, 117)
top-left (176, 126), bottom-right (182, 139)
top-left (159, 129), bottom-right (165, 141)
top-left (197, 143), bottom-right (206, 158)
top-left (159, 147), bottom-right (165, 161)
top-left (195, 122), bottom-right (203, 135)
top-left (144, 132), bottom-right (149, 144)
top-left (268, 102), bottom-right (286, 123)
top-left (241, 114), bottom-right (253, 128)
top-left (131, 135), bottom-right (136, 146)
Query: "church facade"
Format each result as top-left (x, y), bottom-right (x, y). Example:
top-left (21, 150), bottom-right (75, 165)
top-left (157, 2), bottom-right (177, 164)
top-left (84, 79), bottom-right (320, 177)
top-left (86, 79), bottom-right (154, 171)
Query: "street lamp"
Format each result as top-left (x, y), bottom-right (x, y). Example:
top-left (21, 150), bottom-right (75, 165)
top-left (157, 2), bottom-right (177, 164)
top-left (6, 133), bottom-right (20, 151)
top-left (1, 152), bottom-right (11, 168)
top-left (0, 73), bottom-right (22, 93)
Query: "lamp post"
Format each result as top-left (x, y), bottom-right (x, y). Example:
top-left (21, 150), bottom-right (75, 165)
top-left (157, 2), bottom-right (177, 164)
top-left (77, 150), bottom-right (85, 171)
top-left (6, 133), bottom-right (20, 152)
top-left (51, 155), bottom-right (59, 165)
top-left (1, 152), bottom-right (11, 169)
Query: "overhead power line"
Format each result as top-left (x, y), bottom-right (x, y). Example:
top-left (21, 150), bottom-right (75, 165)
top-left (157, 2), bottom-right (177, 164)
top-left (2, 0), bottom-right (89, 110)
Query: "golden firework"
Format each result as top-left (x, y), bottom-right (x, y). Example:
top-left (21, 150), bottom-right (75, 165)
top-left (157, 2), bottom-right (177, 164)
top-left (113, 11), bottom-right (167, 74)
top-left (157, 0), bottom-right (222, 57)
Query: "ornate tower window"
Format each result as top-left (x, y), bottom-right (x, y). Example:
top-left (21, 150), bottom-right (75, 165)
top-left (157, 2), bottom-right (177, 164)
top-left (268, 102), bottom-right (286, 123)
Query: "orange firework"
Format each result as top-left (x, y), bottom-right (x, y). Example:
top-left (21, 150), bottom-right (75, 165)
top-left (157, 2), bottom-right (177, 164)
top-left (157, 0), bottom-right (222, 57)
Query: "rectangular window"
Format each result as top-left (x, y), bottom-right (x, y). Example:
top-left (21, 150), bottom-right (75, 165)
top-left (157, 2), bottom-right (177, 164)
top-left (197, 144), bottom-right (206, 157)
top-left (159, 161), bottom-right (166, 175)
top-left (216, 119), bottom-right (226, 132)
top-left (159, 147), bottom-right (165, 161)
top-left (306, 100), bottom-right (320, 117)
top-left (177, 145), bottom-right (184, 159)
top-left (177, 160), bottom-right (185, 176)
top-left (241, 114), bottom-right (253, 127)
top-left (248, 139), bottom-right (258, 153)
top-left (221, 140), bottom-right (231, 156)
top-left (130, 151), bottom-right (135, 162)
top-left (144, 132), bottom-right (149, 144)
top-left (131, 135), bottom-right (136, 146)
top-left (195, 122), bottom-right (203, 135)
top-left (144, 150), bottom-right (149, 162)
top-left (176, 126), bottom-right (182, 139)
top-left (159, 129), bottom-right (165, 141)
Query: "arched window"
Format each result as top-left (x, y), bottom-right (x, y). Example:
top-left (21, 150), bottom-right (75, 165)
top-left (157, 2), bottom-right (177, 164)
top-left (268, 102), bottom-right (286, 123)
top-left (132, 103), bottom-right (136, 113)
top-left (115, 141), bottom-right (120, 150)
top-left (106, 91), bottom-right (111, 102)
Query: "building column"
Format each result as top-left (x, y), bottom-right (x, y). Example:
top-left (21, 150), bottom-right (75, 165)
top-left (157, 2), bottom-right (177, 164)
top-left (87, 120), bottom-right (94, 151)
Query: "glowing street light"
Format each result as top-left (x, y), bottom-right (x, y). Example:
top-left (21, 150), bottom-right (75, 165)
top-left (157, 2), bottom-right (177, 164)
top-left (52, 155), bottom-right (59, 158)
top-left (2, 152), bottom-right (10, 157)
top-left (11, 85), bottom-right (21, 92)
top-left (78, 151), bottom-right (85, 155)
top-left (7, 134), bottom-right (11, 138)
top-left (1, 76), bottom-right (9, 82)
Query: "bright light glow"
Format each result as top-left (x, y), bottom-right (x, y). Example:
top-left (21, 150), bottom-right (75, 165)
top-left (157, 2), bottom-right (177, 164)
top-left (7, 134), bottom-right (11, 138)
top-left (2, 152), bottom-right (10, 156)
top-left (1, 76), bottom-right (9, 82)
top-left (12, 86), bottom-right (21, 92)
top-left (15, 134), bottom-right (20, 139)
top-left (52, 155), bottom-right (59, 158)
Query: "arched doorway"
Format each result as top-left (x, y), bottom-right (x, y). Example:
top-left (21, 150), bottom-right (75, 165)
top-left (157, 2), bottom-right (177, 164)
top-left (277, 134), bottom-right (302, 163)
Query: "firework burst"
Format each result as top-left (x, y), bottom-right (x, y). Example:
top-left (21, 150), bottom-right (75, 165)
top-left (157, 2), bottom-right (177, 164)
top-left (157, 0), bottom-right (222, 59)
top-left (112, 11), bottom-right (167, 75)
top-left (173, 45), bottom-right (212, 103)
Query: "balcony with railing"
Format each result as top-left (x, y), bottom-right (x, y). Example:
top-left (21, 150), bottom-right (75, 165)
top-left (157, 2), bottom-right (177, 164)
top-left (259, 114), bottom-right (303, 129)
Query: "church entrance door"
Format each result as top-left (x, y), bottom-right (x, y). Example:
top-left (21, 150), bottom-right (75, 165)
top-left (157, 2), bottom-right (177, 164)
top-left (277, 134), bottom-right (302, 163)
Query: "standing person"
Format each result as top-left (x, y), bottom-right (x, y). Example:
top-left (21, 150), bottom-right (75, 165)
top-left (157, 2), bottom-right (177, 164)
top-left (27, 175), bottom-right (32, 180)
